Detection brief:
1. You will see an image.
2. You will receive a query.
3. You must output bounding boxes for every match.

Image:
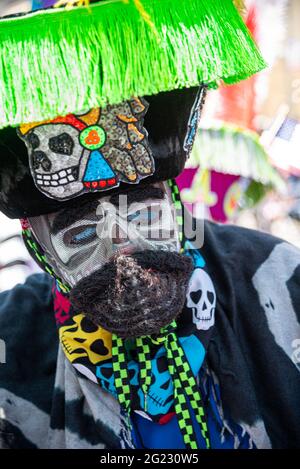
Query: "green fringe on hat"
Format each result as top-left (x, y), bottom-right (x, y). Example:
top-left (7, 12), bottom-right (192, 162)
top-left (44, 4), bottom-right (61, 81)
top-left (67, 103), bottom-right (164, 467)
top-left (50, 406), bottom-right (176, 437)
top-left (0, 0), bottom-right (266, 128)
top-left (188, 124), bottom-right (285, 191)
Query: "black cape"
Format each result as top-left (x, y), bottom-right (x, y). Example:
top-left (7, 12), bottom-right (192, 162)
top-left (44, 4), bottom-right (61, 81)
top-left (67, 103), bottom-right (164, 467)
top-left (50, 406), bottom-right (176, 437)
top-left (0, 221), bottom-right (299, 448)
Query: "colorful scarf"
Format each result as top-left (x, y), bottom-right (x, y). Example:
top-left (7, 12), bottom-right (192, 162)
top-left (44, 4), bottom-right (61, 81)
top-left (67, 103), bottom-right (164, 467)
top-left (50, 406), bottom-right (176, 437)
top-left (52, 243), bottom-right (216, 449)
top-left (21, 179), bottom-right (216, 449)
top-left (14, 214), bottom-right (300, 449)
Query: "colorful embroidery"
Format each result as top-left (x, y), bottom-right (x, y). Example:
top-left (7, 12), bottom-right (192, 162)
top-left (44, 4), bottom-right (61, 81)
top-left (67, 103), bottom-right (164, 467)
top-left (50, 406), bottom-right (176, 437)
top-left (18, 98), bottom-right (154, 201)
top-left (53, 288), bottom-right (71, 325)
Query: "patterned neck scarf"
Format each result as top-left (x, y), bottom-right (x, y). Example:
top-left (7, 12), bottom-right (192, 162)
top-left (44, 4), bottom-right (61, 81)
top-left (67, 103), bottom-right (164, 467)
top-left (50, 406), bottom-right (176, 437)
top-left (52, 244), bottom-right (216, 449)
top-left (21, 180), bottom-right (216, 449)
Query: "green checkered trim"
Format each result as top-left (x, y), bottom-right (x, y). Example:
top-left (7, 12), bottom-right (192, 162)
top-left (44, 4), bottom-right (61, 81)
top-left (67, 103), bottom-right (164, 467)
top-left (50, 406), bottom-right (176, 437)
top-left (167, 179), bottom-right (183, 247)
top-left (113, 321), bottom-right (210, 450)
top-left (166, 343), bottom-right (199, 449)
top-left (111, 334), bottom-right (132, 414)
top-left (136, 337), bottom-right (152, 412)
top-left (150, 321), bottom-right (205, 449)
top-left (22, 227), bottom-right (70, 293)
top-left (166, 331), bottom-right (211, 449)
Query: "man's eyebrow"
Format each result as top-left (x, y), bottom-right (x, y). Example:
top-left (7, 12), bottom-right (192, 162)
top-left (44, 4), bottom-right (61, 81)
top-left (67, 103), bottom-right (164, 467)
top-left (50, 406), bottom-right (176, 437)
top-left (109, 186), bottom-right (165, 206)
top-left (51, 186), bottom-right (165, 235)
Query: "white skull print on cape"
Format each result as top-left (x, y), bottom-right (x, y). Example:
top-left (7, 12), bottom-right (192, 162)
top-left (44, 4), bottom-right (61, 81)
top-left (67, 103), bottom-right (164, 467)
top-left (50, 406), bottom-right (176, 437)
top-left (252, 242), bottom-right (300, 371)
top-left (186, 268), bottom-right (216, 331)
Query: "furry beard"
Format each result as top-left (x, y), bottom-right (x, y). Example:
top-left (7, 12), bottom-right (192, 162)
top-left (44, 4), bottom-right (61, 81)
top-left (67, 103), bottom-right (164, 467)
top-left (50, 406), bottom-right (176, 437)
top-left (69, 250), bottom-right (193, 339)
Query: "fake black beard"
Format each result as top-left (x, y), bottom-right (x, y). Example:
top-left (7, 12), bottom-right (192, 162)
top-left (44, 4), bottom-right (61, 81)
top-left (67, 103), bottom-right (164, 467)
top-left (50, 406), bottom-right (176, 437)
top-left (69, 250), bottom-right (193, 339)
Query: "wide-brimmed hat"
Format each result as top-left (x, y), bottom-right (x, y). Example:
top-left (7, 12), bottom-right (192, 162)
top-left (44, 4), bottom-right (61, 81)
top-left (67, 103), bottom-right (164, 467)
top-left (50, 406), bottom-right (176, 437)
top-left (0, 0), bottom-right (265, 218)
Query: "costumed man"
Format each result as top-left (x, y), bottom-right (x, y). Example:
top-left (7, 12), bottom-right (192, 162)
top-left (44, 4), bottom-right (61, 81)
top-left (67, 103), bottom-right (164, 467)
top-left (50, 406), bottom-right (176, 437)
top-left (0, 0), bottom-right (299, 450)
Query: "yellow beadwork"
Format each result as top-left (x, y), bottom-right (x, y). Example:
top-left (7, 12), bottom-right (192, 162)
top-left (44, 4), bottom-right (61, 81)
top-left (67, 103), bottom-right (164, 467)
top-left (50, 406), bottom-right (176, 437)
top-left (79, 108), bottom-right (101, 126)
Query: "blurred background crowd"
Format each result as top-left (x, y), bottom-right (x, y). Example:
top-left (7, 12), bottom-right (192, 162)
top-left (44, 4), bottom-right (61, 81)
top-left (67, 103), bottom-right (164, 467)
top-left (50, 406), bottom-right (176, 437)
top-left (0, 0), bottom-right (299, 291)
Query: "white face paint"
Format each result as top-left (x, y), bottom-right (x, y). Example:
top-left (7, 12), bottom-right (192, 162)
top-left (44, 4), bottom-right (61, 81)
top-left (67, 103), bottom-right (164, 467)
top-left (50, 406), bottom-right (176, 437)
top-left (252, 242), bottom-right (300, 371)
top-left (186, 268), bottom-right (216, 331)
top-left (28, 182), bottom-right (180, 287)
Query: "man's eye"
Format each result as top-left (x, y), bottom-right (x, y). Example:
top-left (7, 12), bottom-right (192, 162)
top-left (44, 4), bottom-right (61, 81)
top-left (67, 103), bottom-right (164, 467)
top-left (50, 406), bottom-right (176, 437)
top-left (63, 225), bottom-right (98, 246)
top-left (127, 210), bottom-right (141, 222)
top-left (127, 209), bottom-right (159, 224)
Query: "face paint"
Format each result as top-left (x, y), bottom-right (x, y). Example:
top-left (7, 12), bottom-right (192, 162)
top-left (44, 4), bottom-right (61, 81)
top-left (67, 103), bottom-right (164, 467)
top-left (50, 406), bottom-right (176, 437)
top-left (28, 182), bottom-right (193, 337)
top-left (28, 182), bottom-right (180, 288)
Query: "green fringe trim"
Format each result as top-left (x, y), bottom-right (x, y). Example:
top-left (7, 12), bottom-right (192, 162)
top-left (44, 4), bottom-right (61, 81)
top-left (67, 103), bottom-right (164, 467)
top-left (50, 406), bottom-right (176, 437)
top-left (0, 0), bottom-right (266, 128)
top-left (188, 124), bottom-right (285, 191)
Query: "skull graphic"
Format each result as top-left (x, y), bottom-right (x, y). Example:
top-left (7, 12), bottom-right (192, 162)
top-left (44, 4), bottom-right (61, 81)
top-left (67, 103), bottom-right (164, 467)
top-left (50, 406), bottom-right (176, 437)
top-left (140, 349), bottom-right (173, 416)
top-left (96, 347), bottom-right (174, 416)
top-left (96, 362), bottom-right (139, 400)
top-left (23, 123), bottom-right (87, 200)
top-left (186, 268), bottom-right (216, 331)
top-left (59, 313), bottom-right (112, 364)
top-left (18, 98), bottom-right (154, 201)
top-left (96, 336), bottom-right (204, 419)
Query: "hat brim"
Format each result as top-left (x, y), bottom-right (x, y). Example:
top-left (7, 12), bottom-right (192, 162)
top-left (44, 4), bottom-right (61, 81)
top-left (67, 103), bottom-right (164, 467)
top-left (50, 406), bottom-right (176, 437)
top-left (0, 0), bottom-right (266, 129)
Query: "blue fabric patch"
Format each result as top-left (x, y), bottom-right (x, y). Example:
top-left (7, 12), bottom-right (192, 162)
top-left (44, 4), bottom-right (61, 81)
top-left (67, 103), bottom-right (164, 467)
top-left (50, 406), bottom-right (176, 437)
top-left (83, 151), bottom-right (115, 182)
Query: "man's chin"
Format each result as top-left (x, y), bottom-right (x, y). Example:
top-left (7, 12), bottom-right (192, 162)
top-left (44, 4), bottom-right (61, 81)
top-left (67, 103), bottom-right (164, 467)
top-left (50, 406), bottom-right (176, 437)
top-left (69, 250), bottom-right (193, 339)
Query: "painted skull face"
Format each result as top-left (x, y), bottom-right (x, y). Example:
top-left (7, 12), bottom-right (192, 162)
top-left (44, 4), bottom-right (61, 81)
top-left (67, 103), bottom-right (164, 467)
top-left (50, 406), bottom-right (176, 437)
top-left (28, 183), bottom-right (180, 288)
top-left (18, 98), bottom-right (154, 201)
